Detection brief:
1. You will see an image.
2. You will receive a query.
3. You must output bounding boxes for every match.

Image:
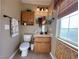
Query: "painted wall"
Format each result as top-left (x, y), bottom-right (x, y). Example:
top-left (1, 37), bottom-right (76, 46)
top-left (0, 0), bottom-right (2, 57)
top-left (50, 9), bottom-right (58, 59)
top-left (21, 4), bottom-right (49, 35)
top-left (50, 20), bottom-right (57, 59)
top-left (21, 0), bottom-right (51, 6)
top-left (20, 3), bottom-right (58, 58)
top-left (21, 3), bottom-right (36, 11)
top-left (0, 0), bottom-right (21, 59)
top-left (20, 4), bottom-right (39, 40)
top-left (21, 3), bottom-right (58, 59)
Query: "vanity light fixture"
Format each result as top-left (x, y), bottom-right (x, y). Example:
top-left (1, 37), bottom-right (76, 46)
top-left (36, 7), bottom-right (48, 12)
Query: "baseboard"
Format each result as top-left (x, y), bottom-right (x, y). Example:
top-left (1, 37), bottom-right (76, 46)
top-left (9, 49), bottom-right (18, 59)
top-left (50, 52), bottom-right (55, 59)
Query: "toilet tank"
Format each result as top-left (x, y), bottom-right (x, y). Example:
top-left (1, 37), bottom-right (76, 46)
top-left (24, 34), bottom-right (32, 42)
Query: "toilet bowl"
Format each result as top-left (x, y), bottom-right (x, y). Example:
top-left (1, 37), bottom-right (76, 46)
top-left (19, 34), bottom-right (32, 57)
top-left (20, 42), bottom-right (29, 57)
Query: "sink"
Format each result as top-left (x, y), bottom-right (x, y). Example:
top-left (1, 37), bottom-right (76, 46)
top-left (40, 32), bottom-right (48, 34)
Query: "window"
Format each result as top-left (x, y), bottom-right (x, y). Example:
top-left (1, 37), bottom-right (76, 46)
top-left (57, 11), bottom-right (78, 47)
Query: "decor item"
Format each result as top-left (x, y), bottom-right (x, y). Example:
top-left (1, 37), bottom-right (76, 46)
top-left (46, 16), bottom-right (55, 24)
top-left (36, 16), bottom-right (55, 25)
top-left (38, 17), bottom-right (42, 27)
top-left (46, 18), bottom-right (54, 24)
top-left (36, 16), bottom-right (48, 34)
top-left (21, 11), bottom-right (34, 25)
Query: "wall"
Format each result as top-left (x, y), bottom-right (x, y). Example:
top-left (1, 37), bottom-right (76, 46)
top-left (50, 1), bottom-right (78, 59)
top-left (21, 4), bottom-right (37, 37)
top-left (21, 3), bottom-right (36, 11)
top-left (50, 18), bottom-right (57, 59)
top-left (0, 0), bottom-right (21, 59)
top-left (21, 4), bottom-right (58, 57)
top-left (0, 0), bottom-right (2, 57)
top-left (21, 4), bottom-right (50, 37)
top-left (49, 2), bottom-right (58, 58)
top-left (21, 4), bottom-right (47, 40)
top-left (21, 0), bottom-right (51, 6)
top-left (21, 4), bottom-right (59, 59)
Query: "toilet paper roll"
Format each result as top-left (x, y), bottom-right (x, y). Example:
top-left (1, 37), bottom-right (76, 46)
top-left (31, 44), bottom-right (34, 51)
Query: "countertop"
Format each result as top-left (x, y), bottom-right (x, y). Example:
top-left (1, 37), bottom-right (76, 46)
top-left (34, 33), bottom-right (53, 37)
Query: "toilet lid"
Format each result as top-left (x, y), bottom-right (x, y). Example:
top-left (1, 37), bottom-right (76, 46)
top-left (20, 42), bottom-right (29, 50)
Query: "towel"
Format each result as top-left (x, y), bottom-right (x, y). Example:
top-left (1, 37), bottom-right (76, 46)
top-left (11, 18), bottom-right (19, 37)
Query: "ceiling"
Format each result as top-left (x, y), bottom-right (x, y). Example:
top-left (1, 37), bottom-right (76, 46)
top-left (21, 0), bottom-right (52, 5)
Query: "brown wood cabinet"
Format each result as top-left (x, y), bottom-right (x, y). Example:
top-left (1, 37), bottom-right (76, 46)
top-left (55, 40), bottom-right (78, 59)
top-left (34, 37), bottom-right (51, 54)
top-left (21, 11), bottom-right (34, 25)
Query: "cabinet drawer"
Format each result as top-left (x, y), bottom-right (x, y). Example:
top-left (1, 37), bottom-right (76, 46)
top-left (34, 37), bottom-right (51, 43)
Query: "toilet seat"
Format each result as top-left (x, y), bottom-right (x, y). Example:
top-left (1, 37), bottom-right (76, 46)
top-left (20, 42), bottom-right (29, 50)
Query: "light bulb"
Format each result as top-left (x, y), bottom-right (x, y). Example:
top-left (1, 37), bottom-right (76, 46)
top-left (41, 8), bottom-right (43, 11)
top-left (37, 8), bottom-right (40, 11)
top-left (45, 9), bottom-right (48, 12)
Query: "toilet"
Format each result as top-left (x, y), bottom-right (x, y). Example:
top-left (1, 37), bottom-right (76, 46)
top-left (19, 34), bottom-right (32, 57)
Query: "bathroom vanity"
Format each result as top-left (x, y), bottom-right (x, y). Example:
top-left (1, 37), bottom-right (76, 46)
top-left (34, 34), bottom-right (51, 54)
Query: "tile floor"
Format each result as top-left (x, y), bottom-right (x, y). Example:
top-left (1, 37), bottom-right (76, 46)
top-left (13, 51), bottom-right (52, 59)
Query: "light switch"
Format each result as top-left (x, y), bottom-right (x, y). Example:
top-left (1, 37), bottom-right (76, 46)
top-left (4, 25), bottom-right (10, 30)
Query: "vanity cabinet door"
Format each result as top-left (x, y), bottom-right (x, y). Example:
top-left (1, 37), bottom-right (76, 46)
top-left (34, 37), bottom-right (51, 54)
top-left (34, 42), bottom-right (51, 53)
